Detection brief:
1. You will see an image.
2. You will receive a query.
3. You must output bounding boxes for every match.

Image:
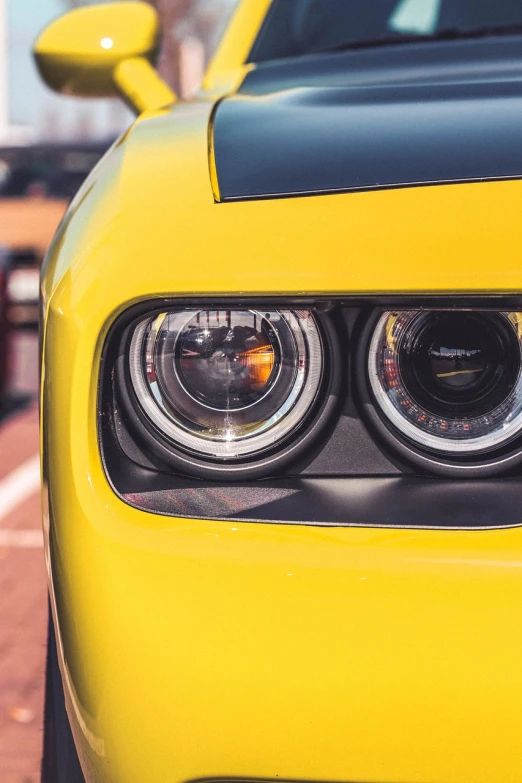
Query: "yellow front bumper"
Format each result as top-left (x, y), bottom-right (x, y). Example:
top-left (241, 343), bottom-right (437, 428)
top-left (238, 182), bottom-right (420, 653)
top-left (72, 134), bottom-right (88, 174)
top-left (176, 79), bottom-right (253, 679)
top-left (45, 476), bottom-right (522, 783)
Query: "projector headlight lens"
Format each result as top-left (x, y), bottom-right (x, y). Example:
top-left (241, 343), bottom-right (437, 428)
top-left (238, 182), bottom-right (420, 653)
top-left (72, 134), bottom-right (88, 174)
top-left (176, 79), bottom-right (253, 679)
top-left (129, 309), bottom-right (323, 460)
top-left (368, 310), bottom-right (522, 455)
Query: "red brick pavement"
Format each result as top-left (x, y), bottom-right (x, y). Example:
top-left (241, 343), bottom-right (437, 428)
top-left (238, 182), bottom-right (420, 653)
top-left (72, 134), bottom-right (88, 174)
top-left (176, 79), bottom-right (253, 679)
top-left (0, 403), bottom-right (46, 783)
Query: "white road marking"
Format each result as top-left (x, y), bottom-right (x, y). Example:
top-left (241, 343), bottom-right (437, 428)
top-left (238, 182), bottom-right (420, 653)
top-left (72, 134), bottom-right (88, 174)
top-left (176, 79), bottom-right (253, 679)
top-left (0, 453), bottom-right (40, 520)
top-left (0, 454), bottom-right (42, 548)
top-left (0, 528), bottom-right (43, 548)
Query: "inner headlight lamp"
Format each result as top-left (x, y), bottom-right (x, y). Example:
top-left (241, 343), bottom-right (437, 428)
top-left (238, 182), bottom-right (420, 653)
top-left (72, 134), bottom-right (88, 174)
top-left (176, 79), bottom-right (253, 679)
top-left (129, 309), bottom-right (323, 460)
top-left (368, 310), bottom-right (522, 455)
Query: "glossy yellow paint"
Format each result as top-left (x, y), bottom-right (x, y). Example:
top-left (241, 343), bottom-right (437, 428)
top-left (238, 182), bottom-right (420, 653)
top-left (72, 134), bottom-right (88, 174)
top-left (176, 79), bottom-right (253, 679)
top-left (113, 57), bottom-right (175, 114)
top-left (42, 103), bottom-right (522, 301)
top-left (203, 0), bottom-right (273, 93)
top-left (40, 95), bottom-right (522, 783)
top-left (38, 1), bottom-right (522, 780)
top-left (34, 1), bottom-right (174, 113)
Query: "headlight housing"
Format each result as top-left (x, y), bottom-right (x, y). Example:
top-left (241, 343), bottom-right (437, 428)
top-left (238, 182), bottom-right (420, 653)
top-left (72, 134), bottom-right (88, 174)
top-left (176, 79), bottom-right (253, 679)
top-left (362, 309), bottom-right (522, 475)
top-left (115, 305), bottom-right (339, 479)
top-left (100, 299), bottom-right (522, 525)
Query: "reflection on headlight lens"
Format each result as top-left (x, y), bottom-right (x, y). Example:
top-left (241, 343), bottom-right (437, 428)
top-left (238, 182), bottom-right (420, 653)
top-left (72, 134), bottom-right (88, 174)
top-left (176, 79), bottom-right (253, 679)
top-left (368, 310), bottom-right (522, 455)
top-left (130, 309), bottom-right (323, 460)
top-left (176, 310), bottom-right (278, 410)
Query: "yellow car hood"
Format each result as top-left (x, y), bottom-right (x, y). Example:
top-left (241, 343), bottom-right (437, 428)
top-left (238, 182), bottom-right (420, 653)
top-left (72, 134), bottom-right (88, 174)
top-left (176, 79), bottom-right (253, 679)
top-left (42, 97), bottom-right (522, 318)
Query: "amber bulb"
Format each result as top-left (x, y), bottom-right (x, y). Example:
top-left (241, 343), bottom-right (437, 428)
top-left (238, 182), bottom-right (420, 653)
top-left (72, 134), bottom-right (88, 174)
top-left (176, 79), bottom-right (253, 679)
top-left (238, 344), bottom-right (275, 389)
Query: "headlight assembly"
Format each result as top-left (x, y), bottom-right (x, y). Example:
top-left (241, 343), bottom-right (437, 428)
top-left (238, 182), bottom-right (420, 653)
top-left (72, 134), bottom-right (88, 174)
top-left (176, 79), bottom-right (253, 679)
top-left (362, 309), bottom-right (522, 475)
top-left (117, 306), bottom-right (338, 479)
top-left (104, 299), bottom-right (522, 487)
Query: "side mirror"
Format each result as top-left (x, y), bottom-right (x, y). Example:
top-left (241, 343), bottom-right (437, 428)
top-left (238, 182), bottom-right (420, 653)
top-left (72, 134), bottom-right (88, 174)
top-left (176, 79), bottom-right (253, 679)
top-left (33, 1), bottom-right (175, 115)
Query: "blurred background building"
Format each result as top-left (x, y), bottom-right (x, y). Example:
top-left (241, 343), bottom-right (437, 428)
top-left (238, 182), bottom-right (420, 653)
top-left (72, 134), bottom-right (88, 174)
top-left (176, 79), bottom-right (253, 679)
top-left (0, 0), bottom-right (239, 263)
top-left (1, 0), bottom-right (238, 145)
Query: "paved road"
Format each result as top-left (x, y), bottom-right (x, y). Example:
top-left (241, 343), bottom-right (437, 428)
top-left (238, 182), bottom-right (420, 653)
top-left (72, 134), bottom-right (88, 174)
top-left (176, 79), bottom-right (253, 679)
top-left (0, 330), bottom-right (45, 783)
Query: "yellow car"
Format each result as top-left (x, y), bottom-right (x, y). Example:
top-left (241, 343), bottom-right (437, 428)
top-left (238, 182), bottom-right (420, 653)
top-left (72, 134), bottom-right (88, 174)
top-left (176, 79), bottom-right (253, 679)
top-left (37, 2), bottom-right (522, 782)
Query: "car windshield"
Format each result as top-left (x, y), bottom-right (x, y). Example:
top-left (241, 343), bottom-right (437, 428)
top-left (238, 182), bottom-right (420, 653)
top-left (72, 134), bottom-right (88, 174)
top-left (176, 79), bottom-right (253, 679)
top-left (250, 0), bottom-right (522, 62)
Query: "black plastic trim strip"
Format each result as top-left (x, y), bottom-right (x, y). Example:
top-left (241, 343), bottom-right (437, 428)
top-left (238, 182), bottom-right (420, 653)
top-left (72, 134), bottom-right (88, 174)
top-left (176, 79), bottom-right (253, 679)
top-left (122, 474), bottom-right (522, 530)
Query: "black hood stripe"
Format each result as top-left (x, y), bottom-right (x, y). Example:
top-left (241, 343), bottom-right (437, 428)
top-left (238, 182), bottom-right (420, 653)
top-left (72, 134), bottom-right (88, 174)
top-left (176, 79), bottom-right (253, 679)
top-left (212, 40), bottom-right (522, 202)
